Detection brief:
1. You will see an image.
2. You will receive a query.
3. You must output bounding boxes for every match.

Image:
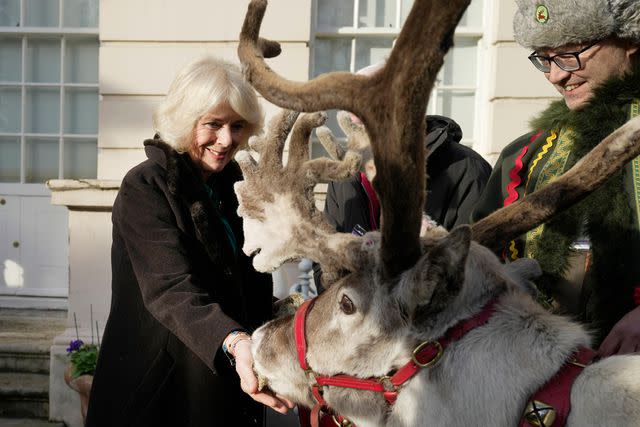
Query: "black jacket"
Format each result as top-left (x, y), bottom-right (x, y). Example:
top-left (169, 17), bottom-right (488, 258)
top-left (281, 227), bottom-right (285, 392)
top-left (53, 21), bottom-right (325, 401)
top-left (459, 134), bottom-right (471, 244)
top-left (86, 138), bottom-right (272, 427)
top-left (315, 115), bottom-right (491, 290)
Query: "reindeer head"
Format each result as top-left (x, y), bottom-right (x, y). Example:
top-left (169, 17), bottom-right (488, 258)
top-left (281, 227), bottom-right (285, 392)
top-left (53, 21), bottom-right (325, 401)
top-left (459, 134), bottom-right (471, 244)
top-left (234, 0), bottom-right (640, 420)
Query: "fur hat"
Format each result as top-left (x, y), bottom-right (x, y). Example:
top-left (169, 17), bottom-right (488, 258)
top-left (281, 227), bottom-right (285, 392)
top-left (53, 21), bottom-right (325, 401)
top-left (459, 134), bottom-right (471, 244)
top-left (513, 0), bottom-right (640, 50)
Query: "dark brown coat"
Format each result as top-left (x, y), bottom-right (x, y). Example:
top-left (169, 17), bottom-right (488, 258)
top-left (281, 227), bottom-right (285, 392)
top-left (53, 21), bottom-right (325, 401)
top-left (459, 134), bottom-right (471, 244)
top-left (86, 138), bottom-right (273, 427)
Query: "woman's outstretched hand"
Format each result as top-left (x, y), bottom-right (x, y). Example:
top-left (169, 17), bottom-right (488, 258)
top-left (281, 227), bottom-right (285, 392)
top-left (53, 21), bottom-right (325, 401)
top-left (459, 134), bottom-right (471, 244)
top-left (231, 337), bottom-right (295, 414)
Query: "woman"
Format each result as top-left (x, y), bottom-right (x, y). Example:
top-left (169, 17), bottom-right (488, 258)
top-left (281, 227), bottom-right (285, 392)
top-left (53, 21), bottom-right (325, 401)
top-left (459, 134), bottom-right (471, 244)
top-left (86, 56), bottom-right (292, 427)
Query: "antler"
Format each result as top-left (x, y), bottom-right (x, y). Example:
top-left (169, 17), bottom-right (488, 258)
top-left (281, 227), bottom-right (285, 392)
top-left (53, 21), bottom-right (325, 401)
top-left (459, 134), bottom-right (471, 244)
top-left (472, 116), bottom-right (640, 251)
top-left (239, 0), bottom-right (471, 278)
top-left (234, 110), bottom-right (361, 273)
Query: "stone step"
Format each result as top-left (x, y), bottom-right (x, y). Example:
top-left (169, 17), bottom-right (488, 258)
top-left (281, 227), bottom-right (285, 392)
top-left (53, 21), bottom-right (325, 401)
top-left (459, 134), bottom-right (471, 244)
top-left (0, 347), bottom-right (50, 375)
top-left (0, 372), bottom-right (49, 419)
top-left (0, 308), bottom-right (67, 375)
top-left (0, 418), bottom-right (64, 427)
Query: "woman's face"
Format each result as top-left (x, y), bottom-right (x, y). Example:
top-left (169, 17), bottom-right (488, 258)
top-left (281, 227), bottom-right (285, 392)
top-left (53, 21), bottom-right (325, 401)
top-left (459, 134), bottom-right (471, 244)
top-left (190, 102), bottom-right (250, 178)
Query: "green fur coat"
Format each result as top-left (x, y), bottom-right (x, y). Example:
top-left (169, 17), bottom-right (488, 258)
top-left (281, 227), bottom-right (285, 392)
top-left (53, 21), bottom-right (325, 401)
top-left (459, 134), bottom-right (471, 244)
top-left (472, 66), bottom-right (640, 344)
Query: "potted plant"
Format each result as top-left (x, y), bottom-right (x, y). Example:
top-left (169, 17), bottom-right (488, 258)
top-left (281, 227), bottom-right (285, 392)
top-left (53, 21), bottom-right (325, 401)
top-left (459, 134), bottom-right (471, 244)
top-left (64, 339), bottom-right (99, 424)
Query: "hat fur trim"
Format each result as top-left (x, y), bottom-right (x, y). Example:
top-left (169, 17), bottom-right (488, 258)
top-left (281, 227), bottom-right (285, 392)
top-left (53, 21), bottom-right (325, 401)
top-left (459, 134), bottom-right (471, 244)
top-left (514, 0), bottom-right (640, 49)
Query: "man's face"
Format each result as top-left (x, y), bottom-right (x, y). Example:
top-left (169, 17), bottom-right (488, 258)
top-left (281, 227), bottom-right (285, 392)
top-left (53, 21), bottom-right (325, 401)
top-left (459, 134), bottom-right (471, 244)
top-left (538, 39), bottom-right (638, 110)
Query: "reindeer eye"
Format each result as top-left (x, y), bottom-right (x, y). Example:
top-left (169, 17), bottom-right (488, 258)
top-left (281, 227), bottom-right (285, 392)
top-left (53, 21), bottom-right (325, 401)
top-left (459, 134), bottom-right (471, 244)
top-left (339, 294), bottom-right (356, 315)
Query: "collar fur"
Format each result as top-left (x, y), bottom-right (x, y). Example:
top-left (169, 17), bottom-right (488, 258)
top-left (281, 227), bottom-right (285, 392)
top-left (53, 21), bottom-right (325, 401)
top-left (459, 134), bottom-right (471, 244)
top-left (143, 137), bottom-right (244, 271)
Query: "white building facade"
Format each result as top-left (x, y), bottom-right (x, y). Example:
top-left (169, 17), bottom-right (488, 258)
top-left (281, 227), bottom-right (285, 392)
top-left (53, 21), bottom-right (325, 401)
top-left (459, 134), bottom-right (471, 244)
top-left (0, 1), bottom-right (561, 425)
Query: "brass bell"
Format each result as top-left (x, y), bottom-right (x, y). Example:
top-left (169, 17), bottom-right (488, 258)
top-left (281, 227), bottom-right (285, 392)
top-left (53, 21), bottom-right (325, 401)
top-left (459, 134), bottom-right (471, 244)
top-left (522, 400), bottom-right (556, 427)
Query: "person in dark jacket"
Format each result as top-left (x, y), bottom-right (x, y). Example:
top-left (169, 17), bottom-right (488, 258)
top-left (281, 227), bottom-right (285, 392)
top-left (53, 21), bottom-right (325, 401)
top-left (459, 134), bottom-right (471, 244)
top-left (472, 0), bottom-right (640, 355)
top-left (86, 56), bottom-right (293, 427)
top-left (314, 113), bottom-right (491, 292)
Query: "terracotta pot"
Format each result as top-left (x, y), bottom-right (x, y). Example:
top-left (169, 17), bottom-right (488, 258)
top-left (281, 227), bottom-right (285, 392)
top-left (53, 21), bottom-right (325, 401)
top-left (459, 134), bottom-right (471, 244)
top-left (64, 365), bottom-right (94, 425)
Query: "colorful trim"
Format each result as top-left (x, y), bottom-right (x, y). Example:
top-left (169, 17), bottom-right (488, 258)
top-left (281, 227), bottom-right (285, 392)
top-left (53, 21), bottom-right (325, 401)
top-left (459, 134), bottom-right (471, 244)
top-left (630, 100), bottom-right (640, 230)
top-left (504, 146), bottom-right (529, 206)
top-left (524, 131), bottom-right (557, 193)
top-left (508, 240), bottom-right (519, 261)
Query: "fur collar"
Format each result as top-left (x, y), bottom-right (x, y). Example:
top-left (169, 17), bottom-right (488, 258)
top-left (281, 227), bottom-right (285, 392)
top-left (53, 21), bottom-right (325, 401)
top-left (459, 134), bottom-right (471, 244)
top-left (143, 137), bottom-right (244, 271)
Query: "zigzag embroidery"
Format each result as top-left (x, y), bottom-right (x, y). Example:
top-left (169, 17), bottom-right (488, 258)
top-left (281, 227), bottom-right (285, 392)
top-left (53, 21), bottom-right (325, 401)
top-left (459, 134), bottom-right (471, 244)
top-left (525, 131), bottom-right (557, 192)
top-left (508, 240), bottom-right (519, 260)
top-left (503, 146), bottom-right (529, 206)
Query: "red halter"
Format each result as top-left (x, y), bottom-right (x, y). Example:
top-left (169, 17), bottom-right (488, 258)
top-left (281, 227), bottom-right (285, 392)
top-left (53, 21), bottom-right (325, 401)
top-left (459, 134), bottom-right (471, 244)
top-left (293, 297), bottom-right (500, 426)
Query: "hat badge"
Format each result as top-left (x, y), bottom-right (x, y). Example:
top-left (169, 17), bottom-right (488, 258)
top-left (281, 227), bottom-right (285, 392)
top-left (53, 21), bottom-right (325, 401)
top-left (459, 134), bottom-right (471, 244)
top-left (536, 5), bottom-right (549, 23)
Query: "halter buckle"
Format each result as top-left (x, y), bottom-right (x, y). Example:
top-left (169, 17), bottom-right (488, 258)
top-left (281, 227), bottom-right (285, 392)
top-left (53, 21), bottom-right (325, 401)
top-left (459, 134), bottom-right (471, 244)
top-left (412, 340), bottom-right (443, 368)
top-left (379, 375), bottom-right (396, 392)
top-left (332, 415), bottom-right (354, 426)
top-left (305, 369), bottom-right (318, 384)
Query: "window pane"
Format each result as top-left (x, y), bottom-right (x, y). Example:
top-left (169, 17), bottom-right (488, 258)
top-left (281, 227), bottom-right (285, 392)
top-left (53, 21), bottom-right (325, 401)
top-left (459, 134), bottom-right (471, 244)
top-left (63, 138), bottom-right (96, 178)
top-left (63, 0), bottom-right (98, 27)
top-left (355, 38), bottom-right (392, 71)
top-left (0, 136), bottom-right (20, 182)
top-left (358, 0), bottom-right (396, 28)
top-left (64, 87), bottom-right (97, 134)
top-left (400, 0), bottom-right (412, 24)
top-left (0, 0), bottom-right (20, 26)
top-left (439, 39), bottom-right (477, 86)
top-left (318, 0), bottom-right (354, 28)
top-left (24, 0), bottom-right (59, 27)
top-left (0, 37), bottom-right (21, 81)
top-left (0, 87), bottom-right (21, 132)
top-left (25, 137), bottom-right (58, 182)
top-left (25, 87), bottom-right (60, 133)
top-left (435, 90), bottom-right (475, 140)
top-left (64, 38), bottom-right (98, 83)
top-left (26, 38), bottom-right (60, 83)
top-left (313, 38), bottom-right (351, 76)
top-left (459, 0), bottom-right (484, 27)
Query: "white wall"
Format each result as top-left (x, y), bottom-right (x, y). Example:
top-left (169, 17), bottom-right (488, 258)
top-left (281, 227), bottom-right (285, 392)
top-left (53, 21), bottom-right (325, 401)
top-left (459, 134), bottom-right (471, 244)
top-left (481, 0), bottom-right (561, 165)
top-left (98, 0), bottom-right (313, 180)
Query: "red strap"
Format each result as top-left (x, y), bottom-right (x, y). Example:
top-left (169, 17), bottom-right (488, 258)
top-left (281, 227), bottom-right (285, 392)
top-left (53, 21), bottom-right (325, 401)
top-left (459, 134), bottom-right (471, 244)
top-left (519, 347), bottom-right (597, 427)
top-left (316, 374), bottom-right (385, 392)
top-left (359, 172), bottom-right (380, 231)
top-left (295, 298), bottom-right (316, 371)
top-left (391, 299), bottom-right (499, 387)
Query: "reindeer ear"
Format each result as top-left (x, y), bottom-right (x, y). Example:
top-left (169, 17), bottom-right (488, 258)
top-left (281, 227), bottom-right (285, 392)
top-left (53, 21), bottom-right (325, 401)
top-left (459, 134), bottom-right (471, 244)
top-left (410, 225), bottom-right (471, 311)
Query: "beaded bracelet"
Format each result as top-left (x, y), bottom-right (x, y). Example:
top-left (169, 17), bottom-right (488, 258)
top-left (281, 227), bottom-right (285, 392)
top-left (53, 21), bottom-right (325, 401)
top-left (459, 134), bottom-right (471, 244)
top-left (222, 330), bottom-right (250, 365)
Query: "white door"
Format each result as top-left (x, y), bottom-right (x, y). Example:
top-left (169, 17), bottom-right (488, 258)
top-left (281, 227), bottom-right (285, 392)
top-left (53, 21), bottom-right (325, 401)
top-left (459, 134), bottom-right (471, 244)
top-left (0, 190), bottom-right (69, 297)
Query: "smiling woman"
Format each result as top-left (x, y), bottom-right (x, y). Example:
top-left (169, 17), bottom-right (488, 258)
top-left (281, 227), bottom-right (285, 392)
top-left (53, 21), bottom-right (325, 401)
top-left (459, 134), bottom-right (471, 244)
top-left (84, 56), bottom-right (292, 427)
top-left (191, 103), bottom-right (250, 178)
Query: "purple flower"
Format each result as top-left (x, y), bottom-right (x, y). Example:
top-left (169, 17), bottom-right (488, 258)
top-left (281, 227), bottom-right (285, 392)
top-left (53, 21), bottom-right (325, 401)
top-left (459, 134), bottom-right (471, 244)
top-left (67, 339), bottom-right (84, 353)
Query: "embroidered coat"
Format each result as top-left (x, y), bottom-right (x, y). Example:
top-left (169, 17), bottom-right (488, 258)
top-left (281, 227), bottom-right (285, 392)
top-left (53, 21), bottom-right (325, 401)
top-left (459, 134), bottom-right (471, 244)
top-left (472, 66), bottom-right (640, 344)
top-left (86, 138), bottom-right (273, 427)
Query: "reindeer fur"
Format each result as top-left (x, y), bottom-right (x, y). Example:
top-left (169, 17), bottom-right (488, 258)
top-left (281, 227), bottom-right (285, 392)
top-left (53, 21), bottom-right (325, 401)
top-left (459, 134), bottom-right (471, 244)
top-left (251, 228), bottom-right (640, 426)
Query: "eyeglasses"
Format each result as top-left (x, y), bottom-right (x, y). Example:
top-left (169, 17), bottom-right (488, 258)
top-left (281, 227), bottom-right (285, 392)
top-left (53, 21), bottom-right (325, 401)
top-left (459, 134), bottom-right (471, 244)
top-left (527, 43), bottom-right (598, 73)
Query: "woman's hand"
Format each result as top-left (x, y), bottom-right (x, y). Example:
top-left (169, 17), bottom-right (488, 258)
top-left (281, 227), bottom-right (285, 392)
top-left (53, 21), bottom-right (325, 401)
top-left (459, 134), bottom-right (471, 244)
top-left (598, 305), bottom-right (640, 357)
top-left (230, 337), bottom-right (295, 414)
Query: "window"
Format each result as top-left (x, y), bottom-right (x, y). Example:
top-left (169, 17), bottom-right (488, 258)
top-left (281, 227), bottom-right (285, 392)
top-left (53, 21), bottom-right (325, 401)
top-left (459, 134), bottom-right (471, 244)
top-left (0, 0), bottom-right (99, 184)
top-left (311, 0), bottom-right (484, 155)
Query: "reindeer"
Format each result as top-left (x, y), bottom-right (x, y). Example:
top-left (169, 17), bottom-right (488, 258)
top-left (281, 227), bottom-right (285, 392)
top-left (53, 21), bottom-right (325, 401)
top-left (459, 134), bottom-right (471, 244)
top-left (233, 0), bottom-right (640, 426)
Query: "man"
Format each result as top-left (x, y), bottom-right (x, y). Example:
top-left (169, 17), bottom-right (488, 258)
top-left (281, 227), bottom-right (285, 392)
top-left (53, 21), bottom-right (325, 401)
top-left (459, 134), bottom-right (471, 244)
top-left (324, 114), bottom-right (491, 234)
top-left (472, 0), bottom-right (640, 355)
top-left (313, 61), bottom-right (492, 291)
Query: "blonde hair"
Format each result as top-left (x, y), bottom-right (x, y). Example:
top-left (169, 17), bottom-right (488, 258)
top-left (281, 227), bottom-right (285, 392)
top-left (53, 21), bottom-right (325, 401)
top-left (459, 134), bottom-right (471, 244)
top-left (152, 56), bottom-right (264, 152)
